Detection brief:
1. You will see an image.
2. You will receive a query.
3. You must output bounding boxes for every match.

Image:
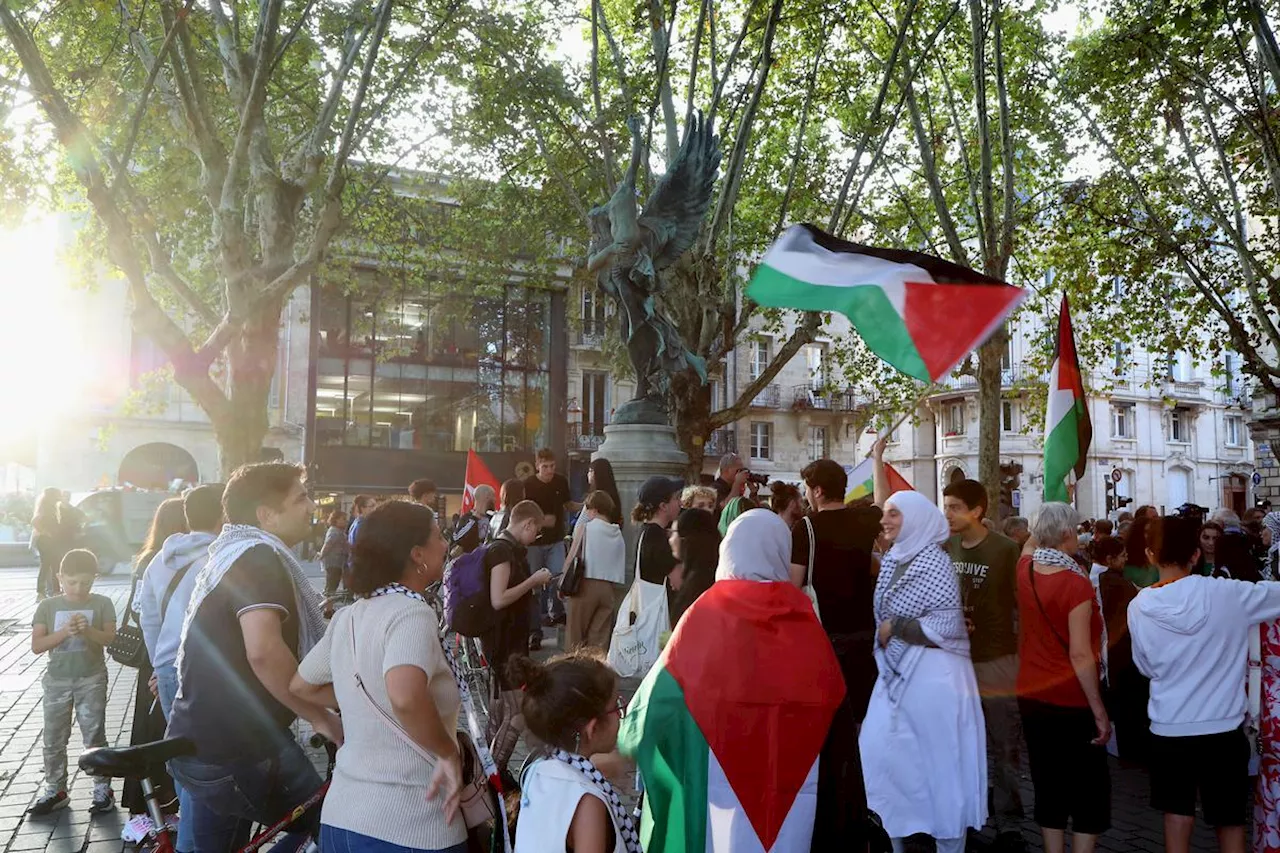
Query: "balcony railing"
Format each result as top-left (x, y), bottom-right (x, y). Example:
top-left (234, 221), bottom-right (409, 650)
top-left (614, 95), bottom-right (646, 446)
top-left (705, 428), bottom-right (737, 457)
top-left (569, 421), bottom-right (607, 452)
top-left (576, 324), bottom-right (608, 348)
top-left (790, 385), bottom-right (869, 412)
top-left (931, 364), bottom-right (1031, 391)
top-left (751, 383), bottom-right (783, 408)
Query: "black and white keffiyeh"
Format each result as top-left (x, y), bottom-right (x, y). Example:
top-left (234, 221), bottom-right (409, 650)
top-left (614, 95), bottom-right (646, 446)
top-left (1033, 547), bottom-right (1086, 576)
top-left (550, 749), bottom-right (642, 853)
top-left (176, 524), bottom-right (326, 683)
top-left (874, 492), bottom-right (968, 701)
top-left (1265, 512), bottom-right (1280, 582)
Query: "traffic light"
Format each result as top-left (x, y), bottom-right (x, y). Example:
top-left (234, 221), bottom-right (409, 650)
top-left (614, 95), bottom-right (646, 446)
top-left (1105, 480), bottom-right (1115, 514)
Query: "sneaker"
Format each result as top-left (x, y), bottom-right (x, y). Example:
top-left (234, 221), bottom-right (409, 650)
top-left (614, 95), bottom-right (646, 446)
top-left (89, 786), bottom-right (115, 814)
top-left (27, 790), bottom-right (68, 815)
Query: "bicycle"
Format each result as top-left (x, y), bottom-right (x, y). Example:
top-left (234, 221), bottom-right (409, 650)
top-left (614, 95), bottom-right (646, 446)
top-left (79, 735), bottom-right (335, 853)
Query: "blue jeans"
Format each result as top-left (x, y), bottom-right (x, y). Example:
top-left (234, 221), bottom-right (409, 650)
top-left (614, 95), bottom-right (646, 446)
top-left (321, 825), bottom-right (468, 853)
top-left (155, 664), bottom-right (194, 853)
top-left (169, 739), bottom-right (322, 853)
top-left (527, 541), bottom-right (567, 623)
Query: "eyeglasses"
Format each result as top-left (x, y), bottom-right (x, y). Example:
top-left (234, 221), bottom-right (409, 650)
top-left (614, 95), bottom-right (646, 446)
top-left (604, 695), bottom-right (626, 720)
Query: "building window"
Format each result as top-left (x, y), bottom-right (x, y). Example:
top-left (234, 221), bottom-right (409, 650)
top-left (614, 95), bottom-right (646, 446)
top-left (1112, 403), bottom-right (1134, 439)
top-left (1171, 407), bottom-right (1191, 443)
top-left (749, 339), bottom-right (771, 381)
top-left (1001, 400), bottom-right (1015, 433)
top-left (809, 426), bottom-right (828, 460)
top-left (1225, 353), bottom-right (1238, 397)
top-left (943, 400), bottom-right (965, 436)
top-left (1170, 351), bottom-right (1194, 382)
top-left (708, 378), bottom-right (722, 413)
top-left (1000, 336), bottom-right (1013, 372)
top-left (581, 371), bottom-right (608, 436)
top-left (750, 422), bottom-right (772, 460)
top-left (581, 286), bottom-right (607, 340)
top-left (1113, 342), bottom-right (1130, 377)
top-left (804, 345), bottom-right (826, 390)
top-left (1226, 414), bottom-right (1243, 447)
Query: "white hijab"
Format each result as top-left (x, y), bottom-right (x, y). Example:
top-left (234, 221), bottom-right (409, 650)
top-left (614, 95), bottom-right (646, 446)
top-left (884, 490), bottom-right (951, 564)
top-left (715, 509), bottom-right (792, 583)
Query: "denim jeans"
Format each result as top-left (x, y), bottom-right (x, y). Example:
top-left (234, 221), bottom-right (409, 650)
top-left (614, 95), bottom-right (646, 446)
top-left (320, 825), bottom-right (468, 853)
top-left (527, 541), bottom-right (566, 623)
top-left (169, 738), bottom-right (322, 853)
top-left (155, 664), bottom-right (194, 853)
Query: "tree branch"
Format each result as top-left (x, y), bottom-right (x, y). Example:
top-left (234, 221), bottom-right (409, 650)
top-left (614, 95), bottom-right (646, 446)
top-left (969, 0), bottom-right (995, 274)
top-left (684, 0), bottom-right (708, 128)
top-left (647, 0), bottom-right (680, 162)
top-left (993, 0), bottom-right (1015, 278)
top-left (708, 313), bottom-right (823, 429)
top-left (706, 0), bottom-right (762, 128)
top-left (115, 0), bottom-right (195, 179)
top-left (904, 81), bottom-right (969, 265)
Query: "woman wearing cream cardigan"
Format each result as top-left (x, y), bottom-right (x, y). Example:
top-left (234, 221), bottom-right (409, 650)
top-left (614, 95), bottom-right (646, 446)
top-left (562, 490), bottom-right (626, 652)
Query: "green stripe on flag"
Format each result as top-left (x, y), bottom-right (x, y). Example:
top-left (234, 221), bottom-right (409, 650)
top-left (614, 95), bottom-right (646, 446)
top-left (1043, 399), bottom-right (1084, 503)
top-left (749, 265), bottom-right (930, 381)
top-left (617, 665), bottom-right (710, 853)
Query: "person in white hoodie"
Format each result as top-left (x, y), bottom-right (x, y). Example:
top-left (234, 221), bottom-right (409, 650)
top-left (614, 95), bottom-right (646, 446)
top-left (1128, 514), bottom-right (1280, 853)
top-left (562, 490), bottom-right (625, 652)
top-left (135, 483), bottom-right (223, 853)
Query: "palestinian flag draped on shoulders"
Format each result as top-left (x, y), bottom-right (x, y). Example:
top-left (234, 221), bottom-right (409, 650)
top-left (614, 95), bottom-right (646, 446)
top-left (748, 224), bottom-right (1025, 382)
top-left (617, 580), bottom-right (845, 852)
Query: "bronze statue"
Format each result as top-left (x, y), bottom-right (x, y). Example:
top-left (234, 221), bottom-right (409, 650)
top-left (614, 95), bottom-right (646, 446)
top-left (587, 113), bottom-right (721, 424)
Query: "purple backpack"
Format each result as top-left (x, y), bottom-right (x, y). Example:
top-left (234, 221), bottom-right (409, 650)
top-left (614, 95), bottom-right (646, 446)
top-left (443, 545), bottom-right (498, 637)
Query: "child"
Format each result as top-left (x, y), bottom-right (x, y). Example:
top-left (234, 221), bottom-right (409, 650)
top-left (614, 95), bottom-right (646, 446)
top-left (30, 549), bottom-right (118, 815)
top-left (483, 499), bottom-right (552, 786)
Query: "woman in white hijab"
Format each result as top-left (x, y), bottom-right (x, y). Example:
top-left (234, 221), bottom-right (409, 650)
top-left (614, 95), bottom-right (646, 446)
top-left (860, 490), bottom-right (988, 853)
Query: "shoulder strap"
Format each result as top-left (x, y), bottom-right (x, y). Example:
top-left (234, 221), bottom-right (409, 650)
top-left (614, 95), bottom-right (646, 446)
top-left (348, 607), bottom-right (441, 766)
top-left (802, 516), bottom-right (816, 586)
top-left (1029, 562), bottom-right (1072, 654)
top-left (161, 565), bottom-right (192, 619)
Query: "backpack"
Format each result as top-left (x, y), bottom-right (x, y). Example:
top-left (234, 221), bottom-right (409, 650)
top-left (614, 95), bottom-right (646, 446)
top-left (443, 544), bottom-right (498, 637)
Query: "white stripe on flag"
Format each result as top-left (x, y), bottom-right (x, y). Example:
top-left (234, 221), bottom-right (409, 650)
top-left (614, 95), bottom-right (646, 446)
top-left (762, 227), bottom-right (933, 312)
top-left (705, 751), bottom-right (820, 852)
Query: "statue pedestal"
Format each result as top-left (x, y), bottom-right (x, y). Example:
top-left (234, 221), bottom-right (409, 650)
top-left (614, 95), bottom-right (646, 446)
top-left (593, 423), bottom-right (688, 582)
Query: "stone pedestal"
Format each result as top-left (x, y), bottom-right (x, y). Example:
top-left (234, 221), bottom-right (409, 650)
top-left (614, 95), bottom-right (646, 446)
top-left (594, 423), bottom-right (688, 581)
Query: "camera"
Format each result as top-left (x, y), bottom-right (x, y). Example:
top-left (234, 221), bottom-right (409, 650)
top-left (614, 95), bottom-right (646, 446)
top-left (745, 471), bottom-right (770, 486)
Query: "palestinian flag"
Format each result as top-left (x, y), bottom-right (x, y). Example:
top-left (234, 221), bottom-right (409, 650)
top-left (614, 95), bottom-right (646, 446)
top-left (748, 225), bottom-right (1025, 382)
top-left (844, 456), bottom-right (913, 502)
top-left (617, 580), bottom-right (845, 852)
top-left (1043, 296), bottom-right (1091, 503)
top-left (461, 448), bottom-right (501, 514)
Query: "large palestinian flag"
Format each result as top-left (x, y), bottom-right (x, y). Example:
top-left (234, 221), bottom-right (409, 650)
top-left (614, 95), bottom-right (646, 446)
top-left (1043, 295), bottom-right (1091, 503)
top-left (748, 225), bottom-right (1025, 382)
top-left (617, 580), bottom-right (845, 852)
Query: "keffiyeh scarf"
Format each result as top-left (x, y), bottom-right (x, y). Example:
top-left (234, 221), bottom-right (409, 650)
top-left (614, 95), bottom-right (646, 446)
top-left (873, 542), bottom-right (969, 702)
top-left (1265, 512), bottom-right (1280, 582)
top-left (176, 524), bottom-right (326, 684)
top-left (1034, 547), bottom-right (1087, 576)
top-left (550, 750), bottom-right (642, 853)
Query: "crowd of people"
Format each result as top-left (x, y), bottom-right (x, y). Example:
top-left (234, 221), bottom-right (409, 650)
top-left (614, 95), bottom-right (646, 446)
top-left (20, 443), bottom-right (1280, 853)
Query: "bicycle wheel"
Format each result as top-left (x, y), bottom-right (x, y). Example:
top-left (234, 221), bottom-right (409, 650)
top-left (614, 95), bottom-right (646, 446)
top-left (466, 637), bottom-right (491, 718)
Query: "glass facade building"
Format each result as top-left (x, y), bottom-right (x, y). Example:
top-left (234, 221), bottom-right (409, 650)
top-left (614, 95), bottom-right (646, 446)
top-left (307, 274), bottom-right (568, 494)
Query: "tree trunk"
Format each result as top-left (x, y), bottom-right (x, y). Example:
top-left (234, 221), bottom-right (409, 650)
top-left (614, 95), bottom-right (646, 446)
top-left (215, 301), bottom-right (284, 478)
top-left (977, 328), bottom-right (1006, 519)
top-left (672, 370), bottom-right (712, 480)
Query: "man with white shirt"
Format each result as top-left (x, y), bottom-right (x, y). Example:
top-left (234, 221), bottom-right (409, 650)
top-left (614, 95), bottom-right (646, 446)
top-left (1129, 515), bottom-right (1280, 853)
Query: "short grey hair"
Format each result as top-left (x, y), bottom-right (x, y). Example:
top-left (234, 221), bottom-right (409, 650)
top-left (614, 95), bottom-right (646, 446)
top-left (1031, 502), bottom-right (1081, 549)
top-left (1210, 508), bottom-right (1241, 527)
top-left (473, 484), bottom-right (496, 511)
top-left (1003, 516), bottom-right (1029, 536)
top-left (718, 452), bottom-right (742, 473)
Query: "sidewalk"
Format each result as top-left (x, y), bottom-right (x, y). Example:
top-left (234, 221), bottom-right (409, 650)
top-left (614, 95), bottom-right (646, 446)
top-left (0, 566), bottom-right (1227, 852)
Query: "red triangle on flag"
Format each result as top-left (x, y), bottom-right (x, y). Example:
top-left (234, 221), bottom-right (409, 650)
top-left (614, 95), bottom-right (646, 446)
top-left (462, 449), bottom-right (501, 514)
top-left (664, 581), bottom-right (845, 849)
top-left (903, 281), bottom-right (1024, 381)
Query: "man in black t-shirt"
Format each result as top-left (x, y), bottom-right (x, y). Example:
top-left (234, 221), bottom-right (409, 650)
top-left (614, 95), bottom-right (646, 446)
top-left (167, 463), bottom-right (338, 853)
top-left (521, 449), bottom-right (578, 643)
top-left (943, 478), bottom-right (1025, 849)
top-left (789, 458), bottom-right (880, 849)
top-left (482, 500), bottom-right (552, 782)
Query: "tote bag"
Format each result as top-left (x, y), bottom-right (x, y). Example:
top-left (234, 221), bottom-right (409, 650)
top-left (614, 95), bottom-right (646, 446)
top-left (607, 529), bottom-right (669, 678)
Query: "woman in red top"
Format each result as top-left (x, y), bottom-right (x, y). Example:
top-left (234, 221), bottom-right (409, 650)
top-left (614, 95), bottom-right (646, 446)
top-left (1016, 502), bottom-right (1111, 853)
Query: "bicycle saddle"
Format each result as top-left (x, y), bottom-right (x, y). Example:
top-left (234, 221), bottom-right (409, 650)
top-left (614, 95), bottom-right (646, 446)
top-left (79, 737), bottom-right (197, 779)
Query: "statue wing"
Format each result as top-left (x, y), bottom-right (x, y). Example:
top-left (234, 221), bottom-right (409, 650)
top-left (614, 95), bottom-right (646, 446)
top-left (637, 111), bottom-right (722, 271)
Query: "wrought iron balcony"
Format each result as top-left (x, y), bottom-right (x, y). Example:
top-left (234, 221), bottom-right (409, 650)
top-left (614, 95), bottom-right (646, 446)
top-left (790, 385), bottom-right (868, 412)
top-left (569, 421), bottom-right (607, 452)
top-left (751, 383), bottom-right (783, 408)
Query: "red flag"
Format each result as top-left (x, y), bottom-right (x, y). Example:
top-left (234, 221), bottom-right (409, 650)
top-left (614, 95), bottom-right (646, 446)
top-left (461, 449), bottom-right (501, 514)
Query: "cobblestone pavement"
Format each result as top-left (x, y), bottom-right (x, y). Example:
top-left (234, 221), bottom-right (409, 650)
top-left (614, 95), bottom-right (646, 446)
top-left (0, 564), bottom-right (1229, 852)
